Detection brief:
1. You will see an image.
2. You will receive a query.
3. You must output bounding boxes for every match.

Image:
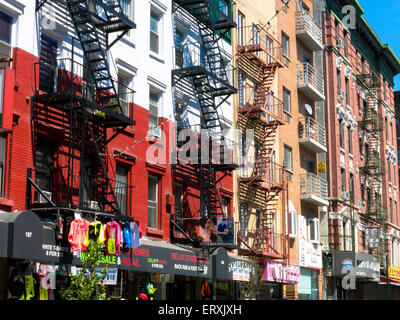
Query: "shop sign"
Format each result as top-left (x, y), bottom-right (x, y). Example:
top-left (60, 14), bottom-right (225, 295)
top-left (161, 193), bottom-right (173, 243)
top-left (332, 252), bottom-right (380, 282)
top-left (389, 266), bottom-right (400, 281)
top-left (94, 268), bottom-right (118, 285)
top-left (229, 261), bottom-right (251, 281)
top-left (298, 215), bottom-right (322, 269)
top-left (262, 260), bottom-right (300, 284)
top-left (318, 161), bottom-right (326, 173)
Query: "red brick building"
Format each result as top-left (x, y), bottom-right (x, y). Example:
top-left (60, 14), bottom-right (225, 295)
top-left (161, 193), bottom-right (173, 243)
top-left (322, 0), bottom-right (400, 299)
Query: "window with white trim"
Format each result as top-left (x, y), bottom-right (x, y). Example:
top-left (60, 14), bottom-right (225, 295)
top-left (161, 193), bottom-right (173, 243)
top-left (0, 134), bottom-right (5, 198)
top-left (308, 212), bottom-right (319, 243)
top-left (150, 9), bottom-right (162, 54)
top-left (289, 210), bottom-right (297, 238)
top-left (148, 174), bottom-right (159, 228)
top-left (118, 71), bottom-right (133, 118)
top-left (115, 164), bottom-right (129, 215)
top-left (149, 86), bottom-right (162, 137)
top-left (120, 0), bottom-right (134, 36)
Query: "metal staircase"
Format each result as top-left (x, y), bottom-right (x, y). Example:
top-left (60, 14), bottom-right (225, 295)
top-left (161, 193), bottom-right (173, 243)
top-left (236, 24), bottom-right (288, 259)
top-left (172, 0), bottom-right (237, 224)
top-left (31, 1), bottom-right (136, 217)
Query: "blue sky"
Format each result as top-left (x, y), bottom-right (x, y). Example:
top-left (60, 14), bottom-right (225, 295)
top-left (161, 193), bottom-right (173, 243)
top-left (358, 0), bottom-right (400, 91)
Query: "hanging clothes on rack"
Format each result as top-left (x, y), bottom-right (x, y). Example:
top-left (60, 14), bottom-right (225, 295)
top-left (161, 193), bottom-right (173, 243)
top-left (84, 221), bottom-right (105, 247)
top-left (105, 221), bottom-right (122, 255)
top-left (68, 218), bottom-right (90, 252)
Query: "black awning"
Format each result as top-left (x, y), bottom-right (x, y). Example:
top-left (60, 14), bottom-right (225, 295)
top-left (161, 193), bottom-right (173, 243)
top-left (0, 211), bottom-right (43, 260)
top-left (214, 247), bottom-right (258, 282)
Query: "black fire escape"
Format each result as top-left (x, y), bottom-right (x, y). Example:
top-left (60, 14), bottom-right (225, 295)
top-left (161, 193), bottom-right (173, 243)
top-left (171, 0), bottom-right (237, 243)
top-left (29, 0), bottom-right (136, 220)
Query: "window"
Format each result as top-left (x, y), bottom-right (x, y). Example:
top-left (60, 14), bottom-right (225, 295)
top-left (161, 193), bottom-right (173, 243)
top-left (308, 212), bottom-right (319, 243)
top-left (284, 144), bottom-right (292, 172)
top-left (219, 0), bottom-right (229, 16)
top-left (345, 77), bottom-right (350, 105)
top-left (238, 70), bottom-right (246, 107)
top-left (349, 173), bottom-right (354, 199)
top-left (360, 180), bottom-right (365, 202)
top-left (148, 175), bottom-right (159, 228)
top-left (386, 117), bottom-right (389, 141)
top-left (120, 0), bottom-right (134, 35)
top-left (339, 120), bottom-right (344, 148)
top-left (0, 11), bottom-right (12, 45)
top-left (150, 9), bottom-right (161, 54)
top-left (342, 220), bottom-right (352, 251)
top-left (383, 81), bottom-right (387, 101)
top-left (340, 168), bottom-right (346, 192)
top-left (0, 134), bottom-right (5, 197)
top-left (238, 12), bottom-right (245, 46)
top-left (221, 198), bottom-right (228, 217)
top-left (118, 72), bottom-right (133, 118)
top-left (282, 32), bottom-right (290, 66)
top-left (388, 161), bottom-right (391, 183)
top-left (82, 155), bottom-right (95, 202)
top-left (343, 32), bottom-right (348, 58)
top-left (289, 210), bottom-right (297, 237)
top-left (348, 126), bottom-right (352, 154)
top-left (39, 34), bottom-right (58, 93)
top-left (115, 165), bottom-right (128, 215)
top-left (149, 86), bottom-right (161, 136)
top-left (337, 69), bottom-right (341, 93)
top-left (35, 140), bottom-right (53, 193)
top-left (174, 184), bottom-right (183, 228)
top-left (283, 87), bottom-right (291, 114)
top-left (174, 29), bottom-right (184, 68)
top-left (389, 197), bottom-right (393, 223)
top-left (252, 24), bottom-right (259, 46)
top-left (334, 21), bottom-right (339, 42)
top-left (282, 0), bottom-right (289, 12)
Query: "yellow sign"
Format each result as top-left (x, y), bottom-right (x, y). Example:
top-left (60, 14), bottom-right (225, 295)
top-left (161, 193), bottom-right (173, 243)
top-left (318, 161), bottom-right (326, 173)
top-left (389, 266), bottom-right (400, 280)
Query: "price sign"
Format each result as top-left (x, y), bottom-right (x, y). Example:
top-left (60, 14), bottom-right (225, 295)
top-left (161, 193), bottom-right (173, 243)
top-left (94, 268), bottom-right (118, 285)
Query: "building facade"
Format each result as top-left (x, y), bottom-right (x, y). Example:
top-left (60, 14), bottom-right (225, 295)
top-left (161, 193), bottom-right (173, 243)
top-left (322, 0), bottom-right (400, 300)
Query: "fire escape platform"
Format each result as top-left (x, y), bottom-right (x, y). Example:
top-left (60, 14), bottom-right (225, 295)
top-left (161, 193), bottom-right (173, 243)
top-left (174, 0), bottom-right (236, 31)
top-left (32, 92), bottom-right (135, 127)
top-left (172, 66), bottom-right (236, 96)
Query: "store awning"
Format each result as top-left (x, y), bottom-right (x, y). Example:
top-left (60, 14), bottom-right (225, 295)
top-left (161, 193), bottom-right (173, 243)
top-left (214, 247), bottom-right (257, 282)
top-left (0, 211), bottom-right (43, 260)
top-left (332, 252), bottom-right (380, 282)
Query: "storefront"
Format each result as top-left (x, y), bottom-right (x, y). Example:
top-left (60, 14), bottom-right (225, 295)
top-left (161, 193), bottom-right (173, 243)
top-left (325, 252), bottom-right (380, 300)
top-left (260, 259), bottom-right (300, 300)
top-left (0, 211), bottom-right (256, 300)
top-left (298, 211), bottom-right (323, 300)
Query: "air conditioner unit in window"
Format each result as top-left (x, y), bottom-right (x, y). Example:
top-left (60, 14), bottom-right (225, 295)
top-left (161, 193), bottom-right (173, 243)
top-left (342, 191), bottom-right (350, 200)
top-left (337, 89), bottom-right (345, 102)
top-left (85, 200), bottom-right (100, 210)
top-left (150, 126), bottom-right (162, 138)
top-left (336, 39), bottom-right (345, 49)
top-left (34, 190), bottom-right (52, 204)
top-left (358, 200), bottom-right (362, 207)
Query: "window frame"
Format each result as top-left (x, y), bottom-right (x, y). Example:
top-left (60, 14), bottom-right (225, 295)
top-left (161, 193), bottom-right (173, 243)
top-left (308, 212), bottom-right (319, 243)
top-left (149, 85), bottom-right (162, 137)
top-left (284, 144), bottom-right (292, 172)
top-left (147, 174), bottom-right (159, 229)
top-left (0, 134), bottom-right (6, 198)
top-left (115, 164), bottom-right (129, 216)
top-left (150, 8), bottom-right (162, 55)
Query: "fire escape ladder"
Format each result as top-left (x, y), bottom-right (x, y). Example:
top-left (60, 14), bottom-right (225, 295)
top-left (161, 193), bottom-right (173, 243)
top-left (67, 0), bottom-right (124, 114)
top-left (82, 110), bottom-right (121, 214)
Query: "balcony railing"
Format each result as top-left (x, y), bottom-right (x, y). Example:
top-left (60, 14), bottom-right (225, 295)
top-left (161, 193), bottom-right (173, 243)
top-left (238, 84), bottom-right (286, 124)
top-left (27, 168), bottom-right (134, 216)
top-left (300, 172), bottom-right (328, 206)
top-left (295, 10), bottom-right (323, 51)
top-left (34, 58), bottom-right (135, 118)
top-left (321, 234), bottom-right (354, 252)
top-left (298, 117), bottom-right (327, 153)
top-left (236, 25), bottom-right (283, 66)
top-left (297, 62), bottom-right (325, 101)
top-left (172, 43), bottom-right (235, 87)
top-left (175, 124), bottom-right (239, 168)
top-left (237, 228), bottom-right (284, 258)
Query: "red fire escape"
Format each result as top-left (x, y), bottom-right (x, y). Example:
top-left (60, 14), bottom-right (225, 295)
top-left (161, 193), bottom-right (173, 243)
top-left (236, 25), bottom-right (289, 260)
